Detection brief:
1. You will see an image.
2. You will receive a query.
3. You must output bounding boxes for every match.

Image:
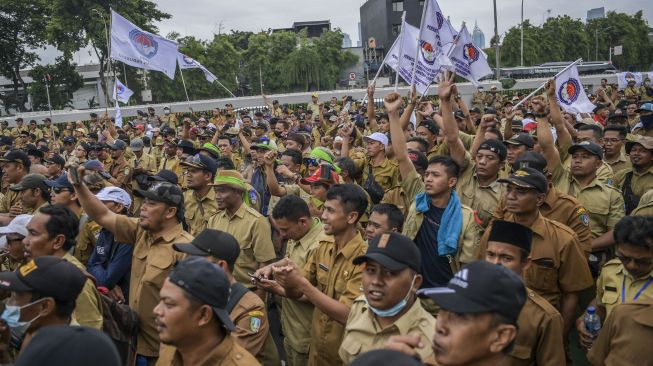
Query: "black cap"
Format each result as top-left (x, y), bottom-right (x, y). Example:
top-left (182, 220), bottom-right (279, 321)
top-left (15, 325), bottom-right (121, 366)
top-left (470, 107), bottom-right (481, 114)
top-left (134, 181), bottom-right (184, 208)
top-left (44, 154), bottom-right (66, 168)
top-left (453, 110), bottom-right (465, 120)
top-left (9, 173), bottom-right (49, 192)
top-left (109, 139), bottom-right (127, 151)
top-left (168, 257), bottom-right (235, 331)
top-left (148, 169), bottom-right (179, 185)
top-left (512, 151), bottom-right (547, 173)
top-left (0, 150), bottom-right (31, 168)
top-left (487, 220), bottom-right (533, 253)
top-left (349, 350), bottom-right (424, 366)
top-left (593, 103), bottom-right (608, 113)
top-left (568, 141), bottom-right (603, 160)
top-left (484, 107), bottom-right (498, 115)
top-left (407, 150), bottom-right (428, 172)
top-left (0, 256), bottom-right (86, 302)
top-left (353, 232), bottom-right (421, 273)
top-left (181, 154), bottom-right (218, 175)
top-left (45, 173), bottom-right (74, 190)
top-left (504, 133), bottom-right (535, 149)
top-left (498, 167), bottom-right (548, 193)
top-left (63, 136), bottom-right (77, 144)
top-left (173, 229), bottom-right (240, 267)
top-left (479, 139), bottom-right (507, 161)
top-left (418, 260), bottom-right (526, 322)
top-left (27, 148), bottom-right (44, 159)
top-left (418, 119), bottom-right (439, 135)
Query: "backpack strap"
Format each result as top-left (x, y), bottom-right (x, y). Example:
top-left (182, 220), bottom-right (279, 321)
top-left (226, 282), bottom-right (250, 313)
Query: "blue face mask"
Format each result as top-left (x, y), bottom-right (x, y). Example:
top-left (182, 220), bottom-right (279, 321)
top-left (1, 299), bottom-right (44, 336)
top-left (365, 275), bottom-right (417, 318)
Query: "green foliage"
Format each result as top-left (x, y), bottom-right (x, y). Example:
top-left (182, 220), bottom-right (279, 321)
top-left (28, 57), bottom-right (84, 110)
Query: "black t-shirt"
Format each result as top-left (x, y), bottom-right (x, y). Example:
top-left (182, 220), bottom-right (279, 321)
top-left (414, 204), bottom-right (454, 287)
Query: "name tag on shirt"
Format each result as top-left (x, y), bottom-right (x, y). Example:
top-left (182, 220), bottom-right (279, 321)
top-left (319, 263), bottom-right (329, 272)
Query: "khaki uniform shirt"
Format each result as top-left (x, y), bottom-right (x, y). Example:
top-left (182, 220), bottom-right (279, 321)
top-left (303, 233), bottom-right (367, 366)
top-left (206, 204), bottom-right (276, 288)
top-left (74, 219), bottom-right (102, 265)
top-left (28, 128), bottom-right (43, 140)
top-left (631, 126), bottom-right (653, 138)
top-left (350, 151), bottom-right (400, 193)
top-left (596, 259), bottom-right (653, 318)
top-left (509, 288), bottom-right (565, 366)
top-left (587, 299), bottom-right (653, 366)
top-left (160, 114), bottom-right (178, 129)
top-left (605, 153), bottom-right (632, 176)
top-left (108, 156), bottom-right (132, 193)
top-left (472, 91), bottom-right (486, 108)
top-left (63, 252), bottom-right (103, 330)
top-left (282, 220), bottom-right (323, 354)
top-left (0, 189), bottom-right (20, 214)
top-left (623, 86), bottom-right (640, 101)
top-left (567, 177), bottom-right (625, 239)
top-left (114, 215), bottom-right (192, 357)
top-left (156, 335), bottom-right (261, 366)
top-left (339, 296), bottom-right (435, 365)
top-left (457, 160), bottom-right (505, 229)
top-left (480, 215), bottom-right (593, 308)
top-left (559, 149), bottom-right (615, 186)
top-left (632, 190), bottom-right (653, 216)
top-left (10, 126), bottom-right (28, 137)
top-left (231, 288), bottom-right (280, 365)
top-left (159, 154), bottom-right (182, 177)
top-left (615, 164), bottom-right (653, 200)
top-left (183, 189), bottom-right (219, 236)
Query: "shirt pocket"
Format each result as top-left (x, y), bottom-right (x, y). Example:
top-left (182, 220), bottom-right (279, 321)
top-left (585, 201), bottom-right (609, 231)
top-left (143, 252), bottom-right (174, 286)
top-left (601, 287), bottom-right (619, 306)
top-left (184, 208), bottom-right (196, 222)
top-left (316, 264), bottom-right (330, 293)
top-left (510, 344), bottom-right (532, 361)
top-left (339, 339), bottom-right (362, 361)
top-left (527, 260), bottom-right (559, 294)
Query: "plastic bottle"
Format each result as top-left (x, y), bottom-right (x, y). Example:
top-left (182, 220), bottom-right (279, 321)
top-left (584, 306), bottom-right (601, 346)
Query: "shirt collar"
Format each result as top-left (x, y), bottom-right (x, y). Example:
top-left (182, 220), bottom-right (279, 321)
top-left (362, 297), bottom-right (427, 334)
top-left (529, 213), bottom-right (547, 238)
top-left (332, 232), bottom-right (366, 260)
top-left (295, 218), bottom-right (322, 250)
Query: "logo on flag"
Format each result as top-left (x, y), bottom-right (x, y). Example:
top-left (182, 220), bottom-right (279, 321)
top-left (557, 78), bottom-right (581, 105)
top-left (462, 44), bottom-right (479, 63)
top-left (129, 30), bottom-right (159, 59)
top-left (182, 55), bottom-right (196, 65)
top-left (116, 84), bottom-right (125, 94)
top-left (434, 11), bottom-right (444, 29)
top-left (420, 41), bottom-right (437, 65)
top-left (113, 78), bottom-right (133, 104)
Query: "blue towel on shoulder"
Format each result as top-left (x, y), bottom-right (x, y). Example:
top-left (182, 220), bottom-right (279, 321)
top-left (415, 190), bottom-right (463, 256)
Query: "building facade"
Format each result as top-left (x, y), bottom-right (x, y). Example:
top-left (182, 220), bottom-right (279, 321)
top-left (472, 21), bottom-right (486, 49)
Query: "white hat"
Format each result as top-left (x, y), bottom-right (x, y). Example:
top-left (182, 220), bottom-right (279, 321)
top-left (96, 187), bottom-right (132, 209)
top-left (0, 214), bottom-right (33, 238)
top-left (363, 132), bottom-right (389, 147)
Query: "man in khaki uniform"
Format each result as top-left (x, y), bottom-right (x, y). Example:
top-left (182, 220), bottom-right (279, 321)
top-left (472, 86), bottom-right (486, 108)
top-left (28, 120), bottom-right (43, 140)
top-left (154, 257), bottom-right (261, 366)
top-left (206, 170), bottom-right (276, 298)
top-left (106, 140), bottom-right (132, 194)
top-left (10, 117), bottom-right (28, 137)
top-left (73, 177), bottom-right (192, 364)
top-left (615, 136), bottom-right (653, 214)
top-left (180, 154), bottom-right (218, 236)
top-left (158, 139), bottom-right (182, 177)
top-left (129, 138), bottom-right (158, 214)
top-left (602, 125), bottom-right (631, 175)
top-left (623, 80), bottom-right (640, 103)
top-left (483, 220), bottom-right (565, 366)
top-left (484, 86), bottom-right (503, 106)
top-left (172, 230), bottom-right (279, 365)
top-left (273, 184), bottom-right (369, 366)
top-left (480, 168), bottom-right (593, 334)
top-left (0, 151), bottom-right (31, 223)
top-left (257, 195), bottom-right (324, 366)
top-left (339, 232), bottom-right (435, 364)
top-left (632, 190), bottom-right (653, 216)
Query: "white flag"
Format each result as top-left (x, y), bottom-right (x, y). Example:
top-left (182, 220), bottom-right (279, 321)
top-left (410, 0), bottom-right (454, 94)
top-left (110, 10), bottom-right (178, 79)
top-left (114, 100), bottom-right (123, 128)
top-left (555, 64), bottom-right (596, 114)
top-left (386, 23), bottom-right (420, 85)
top-left (112, 78), bottom-right (133, 104)
top-left (448, 24), bottom-right (492, 86)
top-left (177, 53), bottom-right (218, 83)
top-left (617, 72), bottom-right (643, 89)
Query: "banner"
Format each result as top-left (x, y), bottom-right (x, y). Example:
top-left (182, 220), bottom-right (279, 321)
top-left (112, 78), bottom-right (133, 104)
top-left (410, 0), bottom-right (454, 94)
top-left (386, 23), bottom-right (420, 86)
top-left (555, 64), bottom-right (596, 114)
top-left (114, 100), bottom-right (123, 128)
top-left (110, 10), bottom-right (178, 79)
top-left (448, 24), bottom-right (492, 86)
top-left (177, 53), bottom-right (218, 83)
top-left (617, 72), bottom-right (645, 89)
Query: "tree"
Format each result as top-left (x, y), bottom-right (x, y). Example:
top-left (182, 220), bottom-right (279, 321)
top-left (500, 20), bottom-right (542, 67)
top-left (28, 57), bottom-right (84, 111)
top-left (587, 11), bottom-right (653, 70)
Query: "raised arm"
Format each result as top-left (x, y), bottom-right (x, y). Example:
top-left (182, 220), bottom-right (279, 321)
top-left (263, 151), bottom-right (287, 197)
top-left (545, 79), bottom-right (572, 149)
top-left (533, 95), bottom-right (562, 172)
top-left (386, 92), bottom-right (414, 180)
top-left (367, 84), bottom-right (378, 132)
top-left (456, 94), bottom-right (476, 135)
top-left (438, 72), bottom-right (466, 168)
top-left (69, 166), bottom-right (118, 233)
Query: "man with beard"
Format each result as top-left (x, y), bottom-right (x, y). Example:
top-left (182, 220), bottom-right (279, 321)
top-left (615, 136), bottom-right (653, 214)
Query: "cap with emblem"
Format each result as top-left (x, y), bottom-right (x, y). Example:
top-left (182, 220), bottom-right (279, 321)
top-left (353, 232), bottom-right (421, 273)
top-left (10, 173), bottom-right (49, 192)
top-left (568, 141), bottom-right (603, 160)
top-left (173, 229), bottom-right (240, 267)
top-left (625, 136), bottom-right (653, 154)
top-left (45, 173), bottom-right (74, 191)
top-left (479, 139), bottom-right (507, 161)
top-left (181, 154), bottom-right (217, 175)
top-left (0, 256), bottom-right (86, 302)
top-left (134, 181), bottom-right (184, 208)
top-left (109, 139), bottom-right (127, 151)
top-left (487, 220), bottom-right (533, 253)
top-left (418, 260), bottom-right (526, 322)
top-left (512, 151), bottom-right (547, 173)
top-left (168, 257), bottom-right (235, 331)
top-left (498, 167), bottom-right (548, 193)
top-left (504, 133), bottom-right (535, 149)
top-left (0, 150), bottom-right (31, 168)
top-left (44, 154), bottom-right (66, 168)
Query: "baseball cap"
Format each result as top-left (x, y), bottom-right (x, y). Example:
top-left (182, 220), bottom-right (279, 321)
top-left (636, 102), bottom-right (653, 113)
top-left (168, 257), bottom-right (235, 331)
top-left (487, 220), bottom-right (533, 253)
top-left (45, 173), bottom-right (74, 191)
top-left (300, 165), bottom-right (340, 186)
top-left (181, 154), bottom-right (218, 175)
top-left (453, 110), bottom-right (466, 120)
top-left (27, 148), bottom-right (44, 159)
top-left (363, 132), bottom-right (389, 148)
top-left (0, 256), bottom-right (86, 302)
top-left (625, 136), bottom-right (653, 154)
top-left (349, 350), bottom-right (425, 366)
top-left (311, 92), bottom-right (319, 98)
top-left (15, 325), bottom-right (121, 366)
top-left (199, 143), bottom-right (220, 159)
top-left (353, 232), bottom-right (421, 273)
top-left (96, 186), bottom-right (132, 209)
top-left (512, 151), bottom-right (547, 173)
top-left (210, 170), bottom-right (247, 191)
top-left (44, 154), bottom-right (66, 167)
top-left (130, 138), bottom-right (144, 152)
top-left (134, 181), bottom-right (184, 208)
top-left (251, 138), bottom-right (278, 151)
top-left (9, 174), bottom-right (49, 192)
top-left (498, 167), bottom-right (548, 193)
top-left (109, 139), bottom-right (127, 151)
top-left (418, 119), bottom-right (439, 135)
top-left (418, 260), bottom-right (527, 322)
top-left (173, 229), bottom-right (240, 267)
top-left (568, 141), bottom-right (603, 160)
top-left (478, 139), bottom-right (507, 161)
top-left (484, 107), bottom-right (498, 115)
top-left (0, 214), bottom-right (32, 238)
top-left (504, 133), bottom-right (535, 149)
top-left (148, 169), bottom-right (179, 186)
top-left (0, 150), bottom-right (31, 167)
top-left (407, 150), bottom-right (428, 172)
top-left (593, 103), bottom-right (609, 113)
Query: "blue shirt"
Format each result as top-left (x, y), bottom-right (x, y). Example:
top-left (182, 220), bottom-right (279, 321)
top-left (87, 229), bottom-right (133, 301)
top-left (414, 204), bottom-right (453, 287)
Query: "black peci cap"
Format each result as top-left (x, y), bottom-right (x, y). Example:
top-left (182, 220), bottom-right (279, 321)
top-left (173, 229), bottom-right (240, 268)
top-left (498, 167), bottom-right (548, 194)
top-left (353, 232), bottom-right (421, 273)
top-left (487, 220), bottom-right (533, 253)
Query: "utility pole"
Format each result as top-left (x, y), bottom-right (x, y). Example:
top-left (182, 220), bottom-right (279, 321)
top-left (520, 0), bottom-right (524, 66)
top-left (493, 0), bottom-right (500, 80)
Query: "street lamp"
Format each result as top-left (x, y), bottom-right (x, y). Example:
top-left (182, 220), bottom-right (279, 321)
top-left (520, 0), bottom-right (524, 67)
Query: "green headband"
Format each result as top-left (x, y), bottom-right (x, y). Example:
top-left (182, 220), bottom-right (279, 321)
top-left (213, 175), bottom-right (246, 190)
top-left (202, 143), bottom-right (220, 157)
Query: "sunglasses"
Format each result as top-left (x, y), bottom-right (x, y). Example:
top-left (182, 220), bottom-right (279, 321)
top-left (303, 158), bottom-right (319, 167)
top-left (51, 187), bottom-right (72, 194)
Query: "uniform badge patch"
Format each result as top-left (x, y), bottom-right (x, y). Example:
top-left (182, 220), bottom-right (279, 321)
top-left (249, 317), bottom-right (261, 333)
top-left (577, 207), bottom-right (590, 227)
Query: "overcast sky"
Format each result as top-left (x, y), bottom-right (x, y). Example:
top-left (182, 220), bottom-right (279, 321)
top-left (43, 0), bottom-right (652, 65)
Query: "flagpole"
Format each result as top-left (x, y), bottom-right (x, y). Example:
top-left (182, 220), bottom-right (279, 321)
top-left (409, 0), bottom-right (429, 92)
top-left (361, 36), bottom-right (400, 104)
top-left (394, 12), bottom-right (407, 91)
top-left (259, 64), bottom-right (264, 95)
top-left (93, 9), bottom-right (112, 114)
top-left (512, 58), bottom-right (582, 109)
top-left (179, 68), bottom-right (192, 111)
top-left (44, 76), bottom-right (53, 120)
top-left (215, 79), bottom-right (236, 98)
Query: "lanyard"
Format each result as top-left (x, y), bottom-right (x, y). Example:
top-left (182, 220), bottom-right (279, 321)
top-left (622, 275), bottom-right (653, 303)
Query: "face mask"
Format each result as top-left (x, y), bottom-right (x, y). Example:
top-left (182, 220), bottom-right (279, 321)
top-left (1, 298), bottom-right (45, 336)
top-left (365, 275), bottom-right (417, 318)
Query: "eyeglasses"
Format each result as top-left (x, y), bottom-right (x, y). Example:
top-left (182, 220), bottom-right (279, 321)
top-left (304, 158), bottom-right (319, 167)
top-left (51, 187), bottom-right (72, 194)
top-left (616, 253), bottom-right (653, 267)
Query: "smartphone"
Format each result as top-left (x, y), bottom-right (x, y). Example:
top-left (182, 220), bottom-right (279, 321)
top-left (68, 165), bottom-right (81, 185)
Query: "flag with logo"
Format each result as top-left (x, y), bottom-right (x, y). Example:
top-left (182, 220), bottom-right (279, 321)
top-left (114, 100), bottom-right (123, 128)
top-left (177, 53), bottom-right (218, 83)
top-left (386, 22), bottom-right (420, 86)
top-left (448, 23), bottom-right (492, 86)
top-left (110, 10), bottom-right (178, 79)
top-left (112, 78), bottom-right (133, 104)
top-left (555, 64), bottom-right (596, 114)
top-left (617, 72), bottom-right (644, 89)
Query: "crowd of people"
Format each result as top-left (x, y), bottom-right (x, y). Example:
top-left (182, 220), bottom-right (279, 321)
top-left (0, 72), bottom-right (650, 366)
